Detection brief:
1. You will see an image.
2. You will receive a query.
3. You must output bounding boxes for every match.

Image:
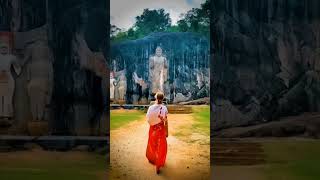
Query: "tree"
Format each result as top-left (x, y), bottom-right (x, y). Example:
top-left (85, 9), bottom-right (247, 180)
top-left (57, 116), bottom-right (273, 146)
top-left (134, 9), bottom-right (172, 36)
top-left (177, 0), bottom-right (210, 36)
top-left (110, 0), bottom-right (210, 43)
top-left (110, 24), bottom-right (121, 37)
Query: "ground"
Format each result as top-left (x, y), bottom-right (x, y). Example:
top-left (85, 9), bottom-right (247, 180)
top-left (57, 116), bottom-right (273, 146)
top-left (0, 149), bottom-right (107, 180)
top-left (2, 107), bottom-right (320, 180)
top-left (108, 106), bottom-right (210, 180)
top-left (213, 138), bottom-right (320, 180)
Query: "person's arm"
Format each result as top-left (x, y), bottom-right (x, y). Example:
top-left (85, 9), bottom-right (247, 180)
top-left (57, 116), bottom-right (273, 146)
top-left (146, 107), bottom-right (150, 123)
top-left (164, 106), bottom-right (168, 137)
top-left (164, 106), bottom-right (168, 122)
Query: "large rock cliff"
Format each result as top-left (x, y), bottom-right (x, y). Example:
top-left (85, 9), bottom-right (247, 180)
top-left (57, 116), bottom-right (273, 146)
top-left (211, 0), bottom-right (320, 131)
top-left (111, 32), bottom-right (210, 104)
top-left (0, 0), bottom-right (109, 135)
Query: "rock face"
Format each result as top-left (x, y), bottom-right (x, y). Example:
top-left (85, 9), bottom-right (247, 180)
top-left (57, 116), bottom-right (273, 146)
top-left (48, 0), bottom-right (109, 135)
top-left (214, 113), bottom-right (320, 139)
top-left (0, 0), bottom-right (48, 133)
top-left (0, 0), bottom-right (109, 135)
top-left (111, 32), bottom-right (209, 104)
top-left (211, 0), bottom-right (320, 131)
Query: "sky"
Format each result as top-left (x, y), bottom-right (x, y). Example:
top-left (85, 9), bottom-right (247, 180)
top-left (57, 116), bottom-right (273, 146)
top-left (110, 0), bottom-right (204, 30)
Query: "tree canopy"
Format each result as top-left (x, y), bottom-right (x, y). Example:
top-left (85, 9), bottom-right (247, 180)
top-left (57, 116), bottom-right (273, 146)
top-left (111, 0), bottom-right (209, 43)
top-left (177, 0), bottom-right (210, 35)
top-left (135, 9), bottom-right (171, 35)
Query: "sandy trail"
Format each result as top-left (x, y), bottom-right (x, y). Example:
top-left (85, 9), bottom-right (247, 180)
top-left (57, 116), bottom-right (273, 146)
top-left (109, 113), bottom-right (210, 180)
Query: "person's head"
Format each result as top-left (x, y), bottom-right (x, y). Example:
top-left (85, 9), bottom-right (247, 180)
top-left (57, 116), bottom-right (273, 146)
top-left (155, 91), bottom-right (164, 104)
top-left (155, 46), bottom-right (162, 57)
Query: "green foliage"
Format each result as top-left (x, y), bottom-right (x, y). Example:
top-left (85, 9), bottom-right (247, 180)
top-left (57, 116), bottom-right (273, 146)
top-left (111, 8), bottom-right (172, 43)
top-left (111, 0), bottom-right (210, 43)
top-left (110, 24), bottom-right (121, 37)
top-left (134, 9), bottom-right (172, 35)
top-left (178, 0), bottom-right (210, 36)
top-left (166, 25), bottom-right (180, 32)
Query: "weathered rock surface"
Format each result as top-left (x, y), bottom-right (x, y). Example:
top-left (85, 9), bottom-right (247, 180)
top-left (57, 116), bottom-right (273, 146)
top-left (44, 1), bottom-right (109, 135)
top-left (214, 113), bottom-right (320, 138)
top-left (212, 0), bottom-right (320, 131)
top-left (179, 97), bottom-right (210, 105)
top-left (0, 0), bottom-right (109, 135)
top-left (111, 32), bottom-right (209, 103)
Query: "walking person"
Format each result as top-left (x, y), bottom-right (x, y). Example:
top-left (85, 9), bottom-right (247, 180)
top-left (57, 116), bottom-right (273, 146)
top-left (146, 91), bottom-right (168, 174)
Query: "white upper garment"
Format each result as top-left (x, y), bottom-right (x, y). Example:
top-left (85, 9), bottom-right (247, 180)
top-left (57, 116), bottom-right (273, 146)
top-left (146, 104), bottom-right (168, 126)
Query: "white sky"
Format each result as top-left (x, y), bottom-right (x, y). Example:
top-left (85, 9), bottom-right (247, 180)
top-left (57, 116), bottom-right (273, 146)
top-left (110, 0), bottom-right (204, 30)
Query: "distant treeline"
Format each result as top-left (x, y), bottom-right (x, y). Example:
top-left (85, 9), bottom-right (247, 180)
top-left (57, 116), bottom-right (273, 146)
top-left (111, 0), bottom-right (209, 43)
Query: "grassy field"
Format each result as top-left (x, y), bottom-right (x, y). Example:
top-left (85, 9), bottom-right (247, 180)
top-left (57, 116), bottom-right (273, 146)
top-left (172, 105), bottom-right (210, 143)
top-left (0, 151), bottom-right (107, 180)
top-left (262, 140), bottom-right (320, 180)
top-left (192, 105), bottom-right (210, 136)
top-left (110, 109), bottom-right (145, 130)
top-left (214, 139), bottom-right (320, 180)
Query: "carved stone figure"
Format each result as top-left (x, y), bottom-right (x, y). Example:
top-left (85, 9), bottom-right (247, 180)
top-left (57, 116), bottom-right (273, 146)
top-left (118, 72), bottom-right (127, 101)
top-left (149, 46), bottom-right (168, 94)
top-left (110, 72), bottom-right (116, 100)
top-left (140, 81), bottom-right (148, 104)
top-left (196, 71), bottom-right (204, 89)
top-left (112, 59), bottom-right (117, 72)
top-left (132, 72), bottom-right (148, 104)
top-left (70, 32), bottom-right (108, 135)
top-left (0, 41), bottom-right (21, 122)
top-left (163, 81), bottom-right (171, 102)
top-left (72, 33), bottom-right (107, 78)
top-left (23, 40), bottom-right (53, 121)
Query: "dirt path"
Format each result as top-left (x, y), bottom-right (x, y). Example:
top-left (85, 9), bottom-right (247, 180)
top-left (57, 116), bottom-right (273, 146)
top-left (109, 114), bottom-right (210, 180)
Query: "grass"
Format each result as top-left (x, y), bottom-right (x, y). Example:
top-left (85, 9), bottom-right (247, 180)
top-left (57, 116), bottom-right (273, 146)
top-left (0, 151), bottom-right (106, 180)
top-left (110, 109), bottom-right (145, 130)
top-left (192, 105), bottom-right (210, 136)
top-left (262, 140), bottom-right (320, 180)
top-left (170, 105), bottom-right (210, 142)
